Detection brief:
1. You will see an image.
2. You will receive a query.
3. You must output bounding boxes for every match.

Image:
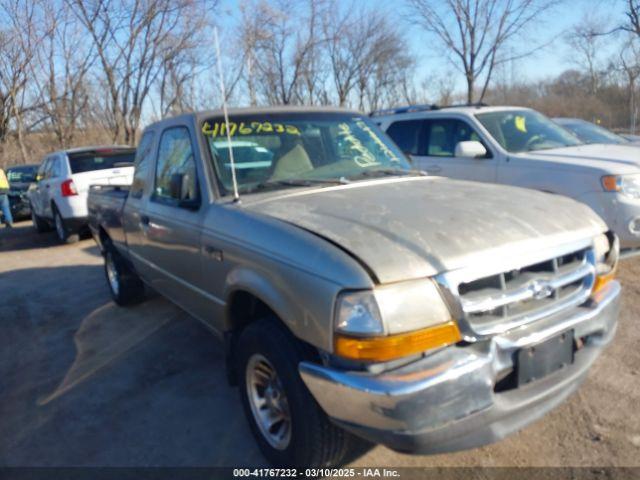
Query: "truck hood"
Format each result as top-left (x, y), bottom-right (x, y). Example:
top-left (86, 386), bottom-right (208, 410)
top-left (519, 144), bottom-right (640, 173)
top-left (244, 177), bottom-right (606, 283)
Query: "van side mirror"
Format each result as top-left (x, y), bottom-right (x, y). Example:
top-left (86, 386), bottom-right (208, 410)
top-left (455, 141), bottom-right (488, 159)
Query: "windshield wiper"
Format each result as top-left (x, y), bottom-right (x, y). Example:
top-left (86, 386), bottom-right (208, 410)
top-left (248, 177), bottom-right (350, 193)
top-left (348, 168), bottom-right (427, 179)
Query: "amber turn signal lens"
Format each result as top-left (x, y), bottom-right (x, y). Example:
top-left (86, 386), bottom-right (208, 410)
top-left (601, 176), bottom-right (621, 192)
top-left (334, 321), bottom-right (461, 362)
top-left (593, 271), bottom-right (615, 293)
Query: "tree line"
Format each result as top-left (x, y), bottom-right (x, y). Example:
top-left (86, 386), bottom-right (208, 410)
top-left (1, 0), bottom-right (639, 168)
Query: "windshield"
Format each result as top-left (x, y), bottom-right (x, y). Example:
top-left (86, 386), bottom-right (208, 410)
top-left (476, 110), bottom-right (583, 153)
top-left (202, 112), bottom-right (411, 195)
top-left (558, 120), bottom-right (627, 145)
top-left (6, 165), bottom-right (38, 183)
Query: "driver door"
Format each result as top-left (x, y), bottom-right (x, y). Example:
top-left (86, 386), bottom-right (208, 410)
top-left (412, 119), bottom-right (498, 183)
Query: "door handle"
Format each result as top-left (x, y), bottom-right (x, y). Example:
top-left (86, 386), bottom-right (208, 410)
top-left (140, 215), bottom-right (150, 225)
top-left (425, 165), bottom-right (442, 174)
top-left (204, 244), bottom-right (223, 261)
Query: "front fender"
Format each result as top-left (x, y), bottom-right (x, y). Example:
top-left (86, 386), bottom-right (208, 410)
top-left (223, 264), bottom-right (345, 352)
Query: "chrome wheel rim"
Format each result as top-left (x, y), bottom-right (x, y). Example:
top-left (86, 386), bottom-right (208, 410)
top-left (55, 213), bottom-right (65, 240)
top-left (245, 353), bottom-right (291, 450)
top-left (105, 252), bottom-right (120, 296)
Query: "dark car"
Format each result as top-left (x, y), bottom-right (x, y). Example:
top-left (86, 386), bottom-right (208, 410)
top-left (6, 164), bottom-right (39, 220)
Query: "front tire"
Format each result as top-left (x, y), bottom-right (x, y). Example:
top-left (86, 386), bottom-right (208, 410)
top-left (237, 317), bottom-right (353, 468)
top-left (53, 207), bottom-right (79, 244)
top-left (103, 241), bottom-right (145, 306)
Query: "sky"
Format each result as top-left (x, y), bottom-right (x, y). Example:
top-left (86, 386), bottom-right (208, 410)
top-left (218, 0), bottom-right (628, 99)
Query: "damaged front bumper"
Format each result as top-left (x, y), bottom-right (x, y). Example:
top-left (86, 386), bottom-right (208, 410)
top-left (299, 281), bottom-right (620, 454)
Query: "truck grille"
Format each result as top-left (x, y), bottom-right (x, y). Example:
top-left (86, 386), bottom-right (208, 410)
top-left (450, 248), bottom-right (595, 336)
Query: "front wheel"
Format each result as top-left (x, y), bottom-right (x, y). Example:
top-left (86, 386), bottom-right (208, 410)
top-left (237, 318), bottom-right (354, 467)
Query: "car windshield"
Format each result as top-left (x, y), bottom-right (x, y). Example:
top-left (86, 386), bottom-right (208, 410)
top-left (6, 165), bottom-right (38, 183)
top-left (202, 112), bottom-right (411, 195)
top-left (558, 120), bottom-right (627, 145)
top-left (476, 110), bottom-right (583, 153)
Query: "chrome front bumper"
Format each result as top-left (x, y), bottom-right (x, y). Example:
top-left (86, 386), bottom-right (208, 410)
top-left (299, 281), bottom-right (620, 454)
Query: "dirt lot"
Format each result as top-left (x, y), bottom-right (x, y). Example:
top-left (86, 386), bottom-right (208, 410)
top-left (1, 220), bottom-right (639, 468)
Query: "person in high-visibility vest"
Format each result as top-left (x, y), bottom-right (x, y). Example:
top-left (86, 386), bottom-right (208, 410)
top-left (0, 167), bottom-right (13, 228)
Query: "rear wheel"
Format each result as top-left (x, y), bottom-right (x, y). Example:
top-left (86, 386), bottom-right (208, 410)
top-left (103, 241), bottom-right (145, 305)
top-left (237, 317), bottom-right (354, 467)
top-left (53, 207), bottom-right (79, 244)
top-left (31, 206), bottom-right (50, 233)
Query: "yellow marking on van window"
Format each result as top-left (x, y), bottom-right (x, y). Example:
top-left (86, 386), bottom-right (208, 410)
top-left (515, 115), bottom-right (527, 133)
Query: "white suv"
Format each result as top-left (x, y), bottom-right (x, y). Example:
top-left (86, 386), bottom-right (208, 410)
top-left (375, 105), bottom-right (640, 253)
top-left (29, 146), bottom-right (135, 243)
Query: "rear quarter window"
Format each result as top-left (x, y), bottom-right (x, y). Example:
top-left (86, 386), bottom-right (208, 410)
top-left (68, 150), bottom-right (135, 174)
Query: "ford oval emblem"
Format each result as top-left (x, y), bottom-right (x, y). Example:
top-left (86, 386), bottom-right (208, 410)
top-left (529, 280), bottom-right (554, 300)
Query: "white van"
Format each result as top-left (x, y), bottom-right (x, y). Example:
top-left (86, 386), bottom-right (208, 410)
top-left (29, 146), bottom-right (135, 243)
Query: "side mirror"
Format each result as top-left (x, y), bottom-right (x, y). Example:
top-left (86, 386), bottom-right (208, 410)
top-left (169, 173), bottom-right (184, 199)
top-left (455, 141), bottom-right (488, 159)
top-left (170, 172), bottom-right (200, 210)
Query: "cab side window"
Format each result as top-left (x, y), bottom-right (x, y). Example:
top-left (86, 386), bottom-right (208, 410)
top-left (425, 120), bottom-right (455, 157)
top-left (424, 119), bottom-right (489, 158)
top-left (37, 158), bottom-right (50, 181)
top-left (153, 127), bottom-right (199, 206)
top-left (130, 131), bottom-right (155, 198)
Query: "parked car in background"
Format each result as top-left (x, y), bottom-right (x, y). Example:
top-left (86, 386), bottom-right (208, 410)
top-left (621, 133), bottom-right (640, 143)
top-left (29, 146), bottom-right (135, 243)
top-left (554, 117), bottom-right (640, 146)
top-left (376, 105), bottom-right (640, 255)
top-left (88, 107), bottom-right (620, 468)
top-left (4, 164), bottom-right (39, 220)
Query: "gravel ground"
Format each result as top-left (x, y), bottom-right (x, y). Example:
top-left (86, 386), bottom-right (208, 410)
top-left (1, 220), bottom-right (639, 468)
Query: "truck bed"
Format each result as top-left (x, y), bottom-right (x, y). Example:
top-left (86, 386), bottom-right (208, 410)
top-left (87, 185), bottom-right (130, 250)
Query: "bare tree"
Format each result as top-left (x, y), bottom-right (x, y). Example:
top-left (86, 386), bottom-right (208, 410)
top-left (0, 0), bottom-right (42, 162)
top-left (240, 0), bottom-right (323, 105)
top-left (68, 0), bottom-right (210, 144)
top-left (26, 1), bottom-right (96, 148)
top-left (619, 38), bottom-right (640, 134)
top-left (407, 0), bottom-right (557, 103)
top-left (565, 16), bottom-right (608, 95)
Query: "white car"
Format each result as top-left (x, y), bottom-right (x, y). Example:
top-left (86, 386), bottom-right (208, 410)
top-left (375, 105), bottom-right (640, 253)
top-left (554, 117), bottom-right (640, 147)
top-left (29, 146), bottom-right (135, 243)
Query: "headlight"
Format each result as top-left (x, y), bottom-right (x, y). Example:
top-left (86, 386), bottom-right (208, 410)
top-left (334, 291), bottom-right (384, 336)
top-left (601, 174), bottom-right (640, 199)
top-left (592, 232), bottom-right (619, 293)
top-left (333, 280), bottom-right (460, 362)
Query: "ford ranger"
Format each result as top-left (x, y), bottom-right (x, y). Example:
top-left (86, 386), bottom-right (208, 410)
top-left (88, 107), bottom-right (621, 467)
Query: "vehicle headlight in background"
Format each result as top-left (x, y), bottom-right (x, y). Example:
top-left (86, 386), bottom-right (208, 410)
top-left (601, 174), bottom-right (640, 199)
top-left (592, 232), bottom-right (619, 293)
top-left (333, 280), bottom-right (460, 362)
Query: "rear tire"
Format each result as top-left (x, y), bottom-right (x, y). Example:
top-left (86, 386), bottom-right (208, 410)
top-left (237, 317), bottom-right (354, 468)
top-left (103, 240), bottom-right (145, 306)
top-left (31, 206), bottom-right (50, 233)
top-left (53, 207), bottom-right (79, 244)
